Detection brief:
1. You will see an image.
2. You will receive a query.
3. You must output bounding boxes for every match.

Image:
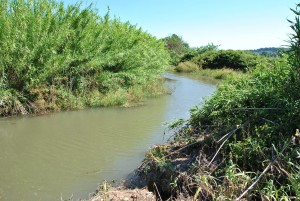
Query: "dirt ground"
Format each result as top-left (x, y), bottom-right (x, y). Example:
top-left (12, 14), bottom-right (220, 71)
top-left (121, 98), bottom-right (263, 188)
top-left (90, 188), bottom-right (156, 201)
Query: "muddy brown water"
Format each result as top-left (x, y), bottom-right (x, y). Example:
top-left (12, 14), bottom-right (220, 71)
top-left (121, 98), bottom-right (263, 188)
top-left (0, 73), bottom-right (217, 201)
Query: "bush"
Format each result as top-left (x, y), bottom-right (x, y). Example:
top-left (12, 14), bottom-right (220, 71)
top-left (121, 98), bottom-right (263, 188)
top-left (192, 49), bottom-right (263, 70)
top-left (183, 52), bottom-right (300, 198)
top-left (146, 5), bottom-right (300, 199)
top-left (174, 45), bottom-right (265, 76)
top-left (190, 56), bottom-right (297, 126)
top-left (162, 34), bottom-right (189, 65)
top-left (0, 0), bottom-right (169, 116)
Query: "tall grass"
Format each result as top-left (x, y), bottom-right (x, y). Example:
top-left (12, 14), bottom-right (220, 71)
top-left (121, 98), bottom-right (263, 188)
top-left (196, 68), bottom-right (246, 79)
top-left (0, 0), bottom-right (169, 116)
top-left (142, 4), bottom-right (300, 200)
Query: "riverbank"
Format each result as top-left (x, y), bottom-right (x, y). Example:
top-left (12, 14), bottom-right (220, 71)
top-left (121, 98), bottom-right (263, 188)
top-left (166, 60), bottom-right (249, 81)
top-left (88, 53), bottom-right (300, 200)
top-left (150, 59), bottom-right (300, 199)
top-left (89, 181), bottom-right (156, 201)
top-left (0, 0), bottom-right (169, 118)
top-left (0, 73), bottom-right (217, 201)
top-left (0, 77), bottom-right (169, 118)
top-left (170, 66), bottom-right (247, 80)
top-left (2, 1), bottom-right (298, 200)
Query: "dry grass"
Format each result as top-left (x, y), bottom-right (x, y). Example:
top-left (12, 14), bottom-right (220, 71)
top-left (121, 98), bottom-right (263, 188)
top-left (89, 181), bottom-right (155, 201)
top-left (198, 68), bottom-right (246, 80)
top-left (90, 189), bottom-right (155, 201)
top-left (175, 61), bottom-right (199, 73)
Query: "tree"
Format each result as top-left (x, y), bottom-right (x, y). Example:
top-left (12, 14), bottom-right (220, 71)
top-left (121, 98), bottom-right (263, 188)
top-left (162, 34), bottom-right (189, 65)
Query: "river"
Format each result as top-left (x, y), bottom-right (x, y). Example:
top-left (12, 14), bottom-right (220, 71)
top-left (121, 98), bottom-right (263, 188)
top-left (0, 73), bottom-right (217, 201)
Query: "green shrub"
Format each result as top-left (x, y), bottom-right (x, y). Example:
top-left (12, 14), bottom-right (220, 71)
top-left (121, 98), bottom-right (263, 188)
top-left (142, 4), bottom-right (300, 200)
top-left (0, 0), bottom-right (169, 116)
top-left (174, 45), bottom-right (265, 76)
top-left (162, 34), bottom-right (189, 65)
top-left (160, 51), bottom-right (300, 199)
top-left (162, 5), bottom-right (300, 198)
top-left (184, 46), bottom-right (300, 198)
top-left (192, 49), bottom-right (263, 70)
top-left (191, 55), bottom-right (300, 128)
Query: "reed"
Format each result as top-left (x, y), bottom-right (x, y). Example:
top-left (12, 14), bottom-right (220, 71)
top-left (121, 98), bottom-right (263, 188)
top-left (0, 0), bottom-right (169, 116)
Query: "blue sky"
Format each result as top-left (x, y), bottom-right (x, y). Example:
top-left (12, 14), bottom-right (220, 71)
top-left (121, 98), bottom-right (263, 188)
top-left (64, 0), bottom-right (298, 50)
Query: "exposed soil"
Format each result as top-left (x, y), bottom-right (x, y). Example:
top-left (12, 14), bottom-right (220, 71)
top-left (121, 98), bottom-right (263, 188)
top-left (88, 129), bottom-right (218, 201)
top-left (90, 188), bottom-right (155, 201)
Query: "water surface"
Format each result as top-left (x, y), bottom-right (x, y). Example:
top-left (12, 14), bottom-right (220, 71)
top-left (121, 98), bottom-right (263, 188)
top-left (0, 73), bottom-right (216, 201)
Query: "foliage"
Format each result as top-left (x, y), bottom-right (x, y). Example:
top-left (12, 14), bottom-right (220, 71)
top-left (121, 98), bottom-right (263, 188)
top-left (0, 0), bottom-right (169, 116)
top-left (162, 34), bottom-right (189, 65)
top-left (0, 89), bottom-right (28, 116)
top-left (143, 4), bottom-right (300, 200)
top-left (288, 3), bottom-right (300, 79)
top-left (192, 49), bottom-right (263, 70)
top-left (147, 54), bottom-right (300, 199)
top-left (175, 61), bottom-right (199, 73)
top-left (190, 56), bottom-right (297, 127)
top-left (184, 53), bottom-right (300, 198)
top-left (179, 43), bottom-right (219, 63)
top-left (172, 43), bottom-right (267, 76)
top-left (249, 47), bottom-right (288, 57)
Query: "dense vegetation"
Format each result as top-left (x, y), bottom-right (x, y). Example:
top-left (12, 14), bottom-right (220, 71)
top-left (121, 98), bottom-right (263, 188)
top-left (250, 47), bottom-right (288, 57)
top-left (163, 36), bottom-right (287, 80)
top-left (163, 36), bottom-right (268, 77)
top-left (162, 37), bottom-right (292, 82)
top-left (141, 4), bottom-right (300, 200)
top-left (180, 47), bottom-right (263, 70)
top-left (0, 0), bottom-right (169, 117)
top-left (162, 34), bottom-right (189, 65)
top-left (166, 43), bottom-right (268, 80)
top-left (3, 0), bottom-right (299, 200)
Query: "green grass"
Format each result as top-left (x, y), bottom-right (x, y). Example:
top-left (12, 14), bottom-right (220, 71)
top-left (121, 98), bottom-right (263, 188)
top-left (188, 54), bottom-right (300, 199)
top-left (142, 4), bottom-right (300, 198)
top-left (144, 53), bottom-right (300, 200)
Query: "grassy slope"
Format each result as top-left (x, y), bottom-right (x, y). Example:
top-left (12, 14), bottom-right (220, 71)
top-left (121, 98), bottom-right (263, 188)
top-left (93, 4), bottom-right (300, 201)
top-left (140, 53), bottom-right (300, 200)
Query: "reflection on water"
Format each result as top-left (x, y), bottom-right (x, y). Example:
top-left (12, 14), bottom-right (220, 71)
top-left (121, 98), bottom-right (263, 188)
top-left (0, 73), bottom-right (216, 201)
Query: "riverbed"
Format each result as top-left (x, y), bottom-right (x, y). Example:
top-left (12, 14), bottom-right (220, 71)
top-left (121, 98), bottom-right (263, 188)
top-left (0, 73), bottom-right (217, 201)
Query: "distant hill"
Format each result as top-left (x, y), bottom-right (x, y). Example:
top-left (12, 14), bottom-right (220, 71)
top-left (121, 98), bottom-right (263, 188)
top-left (247, 47), bottom-right (288, 57)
